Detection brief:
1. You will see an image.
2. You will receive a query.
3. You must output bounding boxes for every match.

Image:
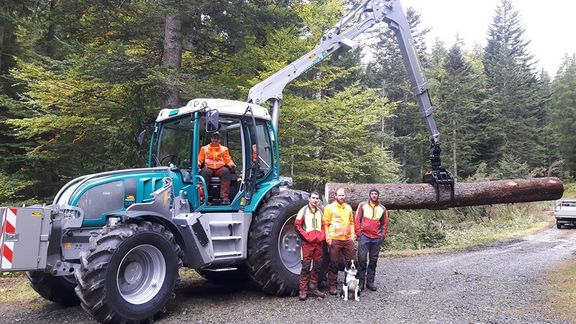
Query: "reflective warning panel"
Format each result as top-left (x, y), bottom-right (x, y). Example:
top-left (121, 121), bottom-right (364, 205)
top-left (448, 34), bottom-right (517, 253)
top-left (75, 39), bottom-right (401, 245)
top-left (0, 207), bottom-right (50, 271)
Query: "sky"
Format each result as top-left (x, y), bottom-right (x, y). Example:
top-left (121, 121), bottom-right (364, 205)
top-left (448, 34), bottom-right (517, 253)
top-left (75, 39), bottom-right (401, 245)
top-left (399, 0), bottom-right (576, 77)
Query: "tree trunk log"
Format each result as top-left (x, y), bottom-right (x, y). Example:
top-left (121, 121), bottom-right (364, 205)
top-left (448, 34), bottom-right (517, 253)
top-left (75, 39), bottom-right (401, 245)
top-left (325, 177), bottom-right (564, 210)
top-left (161, 14), bottom-right (183, 109)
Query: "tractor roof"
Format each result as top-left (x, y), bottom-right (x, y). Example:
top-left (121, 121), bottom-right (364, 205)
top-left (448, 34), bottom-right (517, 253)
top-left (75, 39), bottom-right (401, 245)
top-left (156, 98), bottom-right (271, 122)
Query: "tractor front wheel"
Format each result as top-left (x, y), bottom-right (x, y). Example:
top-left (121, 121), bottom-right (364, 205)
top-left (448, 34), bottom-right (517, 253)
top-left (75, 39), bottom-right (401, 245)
top-left (75, 221), bottom-right (181, 323)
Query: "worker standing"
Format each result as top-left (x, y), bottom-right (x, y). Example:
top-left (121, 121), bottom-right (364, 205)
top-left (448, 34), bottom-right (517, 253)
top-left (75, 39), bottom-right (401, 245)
top-left (294, 191), bottom-right (327, 301)
top-left (198, 131), bottom-right (236, 204)
top-left (355, 188), bottom-right (388, 291)
top-left (323, 187), bottom-right (356, 296)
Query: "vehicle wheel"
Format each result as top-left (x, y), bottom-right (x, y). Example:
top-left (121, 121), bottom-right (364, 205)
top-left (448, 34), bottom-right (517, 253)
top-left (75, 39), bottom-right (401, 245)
top-left (246, 189), bottom-right (308, 296)
top-left (557, 221), bottom-right (562, 229)
top-left (196, 265), bottom-right (248, 283)
top-left (26, 271), bottom-right (80, 307)
top-left (75, 221), bottom-right (181, 323)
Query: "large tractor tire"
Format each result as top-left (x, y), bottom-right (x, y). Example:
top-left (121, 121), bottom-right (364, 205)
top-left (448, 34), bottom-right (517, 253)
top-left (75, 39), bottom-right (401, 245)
top-left (75, 221), bottom-right (181, 323)
top-left (246, 189), bottom-right (308, 296)
top-left (26, 271), bottom-right (80, 307)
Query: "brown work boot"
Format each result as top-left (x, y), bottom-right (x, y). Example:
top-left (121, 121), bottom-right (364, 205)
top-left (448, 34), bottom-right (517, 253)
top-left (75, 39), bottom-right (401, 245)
top-left (309, 288), bottom-right (326, 298)
top-left (329, 286), bottom-right (338, 296)
top-left (366, 282), bottom-right (377, 291)
top-left (299, 291), bottom-right (307, 301)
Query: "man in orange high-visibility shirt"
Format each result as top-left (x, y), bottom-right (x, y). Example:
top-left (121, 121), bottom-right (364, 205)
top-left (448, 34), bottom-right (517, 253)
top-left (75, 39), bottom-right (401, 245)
top-left (198, 131), bottom-right (236, 204)
top-left (323, 187), bottom-right (356, 296)
top-left (355, 188), bottom-right (388, 292)
top-left (295, 191), bottom-right (327, 301)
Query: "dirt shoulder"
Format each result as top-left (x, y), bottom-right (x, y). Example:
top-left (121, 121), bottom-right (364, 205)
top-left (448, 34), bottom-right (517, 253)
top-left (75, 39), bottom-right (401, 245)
top-left (541, 235), bottom-right (576, 323)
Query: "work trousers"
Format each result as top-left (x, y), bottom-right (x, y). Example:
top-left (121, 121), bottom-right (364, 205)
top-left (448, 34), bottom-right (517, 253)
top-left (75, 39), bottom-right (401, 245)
top-left (200, 166), bottom-right (231, 199)
top-left (299, 241), bottom-right (323, 292)
top-left (357, 235), bottom-right (383, 285)
top-left (327, 239), bottom-right (355, 289)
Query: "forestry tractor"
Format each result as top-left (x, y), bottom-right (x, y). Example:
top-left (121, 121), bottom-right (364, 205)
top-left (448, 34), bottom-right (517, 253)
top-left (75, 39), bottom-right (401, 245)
top-left (0, 0), bottom-right (455, 322)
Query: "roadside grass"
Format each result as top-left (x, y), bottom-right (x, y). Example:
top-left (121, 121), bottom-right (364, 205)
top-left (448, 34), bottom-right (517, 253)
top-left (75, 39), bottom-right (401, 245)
top-left (543, 258), bottom-right (576, 322)
top-left (0, 273), bottom-right (42, 303)
top-left (0, 268), bottom-right (206, 305)
top-left (543, 180), bottom-right (576, 322)
top-left (443, 204), bottom-right (551, 249)
top-left (562, 182), bottom-right (576, 198)
top-left (384, 202), bottom-right (554, 257)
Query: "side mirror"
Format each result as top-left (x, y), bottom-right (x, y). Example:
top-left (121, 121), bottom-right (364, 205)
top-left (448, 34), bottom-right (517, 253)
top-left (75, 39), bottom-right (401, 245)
top-left (206, 110), bottom-right (220, 132)
top-left (137, 129), bottom-right (146, 146)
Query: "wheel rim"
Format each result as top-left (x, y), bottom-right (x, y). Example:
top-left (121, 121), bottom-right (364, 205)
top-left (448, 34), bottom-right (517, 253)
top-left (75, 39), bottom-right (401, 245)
top-left (117, 244), bottom-right (166, 305)
top-left (278, 215), bottom-right (302, 275)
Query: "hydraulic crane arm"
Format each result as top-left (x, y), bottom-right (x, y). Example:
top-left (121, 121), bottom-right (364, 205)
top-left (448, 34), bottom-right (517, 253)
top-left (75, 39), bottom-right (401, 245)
top-left (248, 0), bottom-right (454, 191)
top-left (248, 0), bottom-right (384, 128)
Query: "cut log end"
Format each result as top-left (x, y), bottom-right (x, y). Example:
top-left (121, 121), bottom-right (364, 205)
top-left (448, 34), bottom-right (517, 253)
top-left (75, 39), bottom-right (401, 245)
top-left (325, 177), bottom-right (564, 210)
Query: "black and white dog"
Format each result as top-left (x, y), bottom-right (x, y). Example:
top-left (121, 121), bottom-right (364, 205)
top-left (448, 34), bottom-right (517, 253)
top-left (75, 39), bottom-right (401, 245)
top-left (341, 259), bottom-right (360, 301)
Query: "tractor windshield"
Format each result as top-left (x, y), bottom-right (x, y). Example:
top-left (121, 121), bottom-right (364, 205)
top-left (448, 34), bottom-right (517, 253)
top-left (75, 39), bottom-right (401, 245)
top-left (152, 116), bottom-right (193, 168)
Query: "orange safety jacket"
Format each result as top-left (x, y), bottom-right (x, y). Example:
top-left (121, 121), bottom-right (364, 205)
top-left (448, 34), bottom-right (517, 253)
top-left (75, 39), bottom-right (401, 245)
top-left (198, 144), bottom-right (234, 170)
top-left (355, 201), bottom-right (388, 239)
top-left (323, 201), bottom-right (355, 242)
top-left (294, 204), bottom-right (325, 243)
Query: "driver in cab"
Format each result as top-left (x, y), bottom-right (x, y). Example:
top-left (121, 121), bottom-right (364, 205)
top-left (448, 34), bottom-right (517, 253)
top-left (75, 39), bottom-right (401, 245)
top-left (198, 131), bottom-right (236, 204)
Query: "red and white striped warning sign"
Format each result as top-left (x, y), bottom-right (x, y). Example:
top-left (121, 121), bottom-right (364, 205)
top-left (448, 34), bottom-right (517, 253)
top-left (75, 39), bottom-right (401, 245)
top-left (1, 208), bottom-right (17, 269)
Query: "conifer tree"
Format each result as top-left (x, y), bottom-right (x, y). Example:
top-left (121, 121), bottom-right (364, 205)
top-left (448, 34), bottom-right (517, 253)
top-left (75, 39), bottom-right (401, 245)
top-left (432, 39), bottom-right (486, 179)
top-left (482, 0), bottom-right (547, 172)
top-left (551, 54), bottom-right (576, 178)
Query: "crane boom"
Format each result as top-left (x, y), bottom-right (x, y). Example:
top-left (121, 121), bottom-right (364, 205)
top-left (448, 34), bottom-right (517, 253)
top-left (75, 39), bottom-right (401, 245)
top-left (248, 0), bottom-right (454, 192)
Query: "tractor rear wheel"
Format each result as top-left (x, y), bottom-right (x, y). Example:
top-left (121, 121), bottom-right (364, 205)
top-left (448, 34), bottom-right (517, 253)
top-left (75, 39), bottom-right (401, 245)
top-left (26, 271), bottom-right (80, 307)
top-left (246, 189), bottom-right (308, 296)
top-left (75, 221), bottom-right (181, 323)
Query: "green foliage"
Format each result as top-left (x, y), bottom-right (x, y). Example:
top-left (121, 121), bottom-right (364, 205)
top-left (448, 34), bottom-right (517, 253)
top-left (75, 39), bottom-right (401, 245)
top-left (0, 172), bottom-right (35, 205)
top-left (281, 86), bottom-right (400, 190)
top-left (482, 0), bottom-right (548, 170)
top-left (384, 202), bottom-right (549, 251)
top-left (430, 40), bottom-right (487, 179)
top-left (384, 210), bottom-right (446, 250)
top-left (551, 55), bottom-right (576, 179)
top-left (0, 0), bottom-right (572, 205)
top-left (493, 153), bottom-right (530, 179)
top-left (366, 7), bottom-right (433, 182)
top-left (562, 182), bottom-right (576, 198)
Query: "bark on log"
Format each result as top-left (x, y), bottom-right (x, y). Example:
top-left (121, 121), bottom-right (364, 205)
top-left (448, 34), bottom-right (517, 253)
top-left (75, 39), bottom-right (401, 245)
top-left (325, 177), bottom-right (564, 210)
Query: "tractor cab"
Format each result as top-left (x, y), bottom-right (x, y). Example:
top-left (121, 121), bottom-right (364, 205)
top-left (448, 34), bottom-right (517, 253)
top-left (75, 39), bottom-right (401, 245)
top-left (150, 99), bottom-right (280, 212)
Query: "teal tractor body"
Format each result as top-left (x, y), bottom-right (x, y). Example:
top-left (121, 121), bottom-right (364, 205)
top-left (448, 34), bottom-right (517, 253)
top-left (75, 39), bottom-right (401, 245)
top-left (1, 99), bottom-right (309, 323)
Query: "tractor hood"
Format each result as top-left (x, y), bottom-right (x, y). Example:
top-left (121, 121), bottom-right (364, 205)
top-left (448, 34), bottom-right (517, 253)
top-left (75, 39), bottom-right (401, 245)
top-left (53, 167), bottom-right (176, 227)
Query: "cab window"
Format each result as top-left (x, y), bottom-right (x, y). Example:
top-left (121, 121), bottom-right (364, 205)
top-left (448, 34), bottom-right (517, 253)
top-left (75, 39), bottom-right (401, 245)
top-left (156, 117), bottom-right (193, 168)
top-left (255, 121), bottom-right (273, 178)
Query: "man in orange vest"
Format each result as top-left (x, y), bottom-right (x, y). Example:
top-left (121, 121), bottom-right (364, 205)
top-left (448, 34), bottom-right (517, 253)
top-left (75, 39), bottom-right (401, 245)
top-left (323, 187), bottom-right (356, 296)
top-left (198, 131), bottom-right (236, 204)
top-left (294, 191), bottom-right (327, 301)
top-left (355, 188), bottom-right (388, 291)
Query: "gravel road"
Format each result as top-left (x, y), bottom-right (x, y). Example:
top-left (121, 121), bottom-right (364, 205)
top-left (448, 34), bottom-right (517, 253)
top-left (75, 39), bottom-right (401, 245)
top-left (1, 226), bottom-right (575, 324)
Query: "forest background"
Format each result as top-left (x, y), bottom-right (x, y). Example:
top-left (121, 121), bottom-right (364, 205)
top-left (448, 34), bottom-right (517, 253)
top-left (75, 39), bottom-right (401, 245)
top-left (1, 0), bottom-right (575, 248)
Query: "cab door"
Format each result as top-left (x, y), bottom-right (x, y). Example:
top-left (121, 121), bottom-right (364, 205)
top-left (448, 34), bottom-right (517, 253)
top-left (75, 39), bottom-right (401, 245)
top-left (194, 115), bottom-right (246, 212)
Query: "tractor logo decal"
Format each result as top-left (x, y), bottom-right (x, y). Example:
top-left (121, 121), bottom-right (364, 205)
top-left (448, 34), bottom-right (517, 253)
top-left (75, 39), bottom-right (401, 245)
top-left (0, 208), bottom-right (17, 269)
